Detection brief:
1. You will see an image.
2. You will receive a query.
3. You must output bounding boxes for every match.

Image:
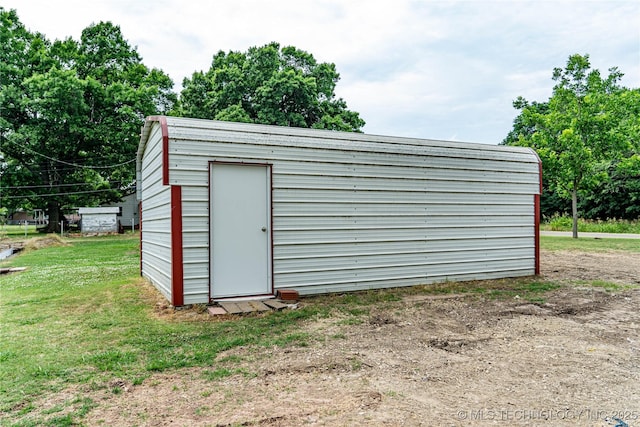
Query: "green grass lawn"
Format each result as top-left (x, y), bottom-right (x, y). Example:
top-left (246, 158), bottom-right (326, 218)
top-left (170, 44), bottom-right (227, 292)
top-left (0, 234), bottom-right (324, 426)
top-left (0, 225), bottom-right (41, 239)
top-left (541, 235), bottom-right (640, 252)
top-left (0, 233), bottom-right (637, 425)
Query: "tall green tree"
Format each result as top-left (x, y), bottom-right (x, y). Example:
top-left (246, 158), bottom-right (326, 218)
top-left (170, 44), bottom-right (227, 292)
top-left (0, 9), bottom-right (176, 232)
top-left (177, 42), bottom-right (365, 132)
top-left (505, 54), bottom-right (638, 237)
top-left (0, 8), bottom-right (53, 221)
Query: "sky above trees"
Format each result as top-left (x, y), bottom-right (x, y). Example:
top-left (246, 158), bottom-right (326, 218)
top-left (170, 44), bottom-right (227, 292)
top-left (4, 0), bottom-right (638, 144)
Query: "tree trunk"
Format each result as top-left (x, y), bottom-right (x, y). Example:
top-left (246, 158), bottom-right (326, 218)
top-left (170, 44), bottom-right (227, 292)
top-left (571, 188), bottom-right (579, 239)
top-left (44, 201), bottom-right (62, 233)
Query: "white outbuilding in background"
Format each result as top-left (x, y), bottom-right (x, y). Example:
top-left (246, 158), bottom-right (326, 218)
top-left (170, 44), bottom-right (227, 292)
top-left (78, 207), bottom-right (120, 234)
top-left (136, 116), bottom-right (541, 307)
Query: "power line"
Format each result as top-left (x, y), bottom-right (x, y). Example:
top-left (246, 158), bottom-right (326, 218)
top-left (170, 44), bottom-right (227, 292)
top-left (3, 188), bottom-right (118, 199)
top-left (30, 149), bottom-right (136, 169)
top-left (0, 166), bottom-right (117, 175)
top-left (2, 138), bottom-right (136, 169)
top-left (2, 182), bottom-right (121, 190)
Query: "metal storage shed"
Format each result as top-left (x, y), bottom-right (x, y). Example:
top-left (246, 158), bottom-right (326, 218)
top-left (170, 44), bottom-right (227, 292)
top-left (136, 116), bottom-right (541, 306)
top-left (78, 207), bottom-right (120, 234)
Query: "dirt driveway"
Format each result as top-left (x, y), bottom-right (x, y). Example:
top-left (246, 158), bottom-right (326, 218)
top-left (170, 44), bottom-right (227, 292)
top-left (55, 250), bottom-right (640, 425)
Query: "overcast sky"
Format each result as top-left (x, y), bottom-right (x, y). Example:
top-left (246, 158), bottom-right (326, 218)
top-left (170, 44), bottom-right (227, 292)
top-left (3, 0), bottom-right (639, 144)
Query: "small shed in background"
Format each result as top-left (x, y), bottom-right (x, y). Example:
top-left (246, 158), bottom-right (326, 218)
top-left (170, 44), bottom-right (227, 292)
top-left (78, 207), bottom-right (120, 234)
top-left (136, 116), bottom-right (542, 307)
top-left (101, 193), bottom-right (139, 230)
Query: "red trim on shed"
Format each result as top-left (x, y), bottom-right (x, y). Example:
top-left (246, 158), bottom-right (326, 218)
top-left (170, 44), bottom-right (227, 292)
top-left (534, 194), bottom-right (541, 275)
top-left (146, 115), bottom-right (170, 185)
top-left (534, 154), bottom-right (543, 276)
top-left (269, 164), bottom-right (275, 296)
top-left (138, 201), bottom-right (143, 276)
top-left (171, 185), bottom-right (184, 307)
top-left (159, 117), bottom-right (170, 185)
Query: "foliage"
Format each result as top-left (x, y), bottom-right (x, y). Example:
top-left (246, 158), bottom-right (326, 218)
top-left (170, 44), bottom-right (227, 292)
top-left (0, 9), bottom-right (176, 232)
top-left (579, 154), bottom-right (640, 220)
top-left (176, 42), bottom-right (365, 132)
top-left (542, 214), bottom-right (640, 234)
top-left (1, 11), bottom-right (366, 233)
top-left (504, 54), bottom-right (640, 236)
top-left (542, 214), bottom-right (574, 231)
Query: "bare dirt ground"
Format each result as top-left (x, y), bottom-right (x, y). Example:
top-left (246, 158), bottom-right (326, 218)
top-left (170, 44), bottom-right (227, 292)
top-left (33, 250), bottom-right (640, 426)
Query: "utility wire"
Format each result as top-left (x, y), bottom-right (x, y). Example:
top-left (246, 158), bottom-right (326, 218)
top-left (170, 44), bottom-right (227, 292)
top-left (3, 188), bottom-right (118, 199)
top-left (3, 138), bottom-right (136, 169)
top-left (31, 150), bottom-right (136, 169)
top-left (2, 182), bottom-right (121, 189)
top-left (0, 166), bottom-right (115, 175)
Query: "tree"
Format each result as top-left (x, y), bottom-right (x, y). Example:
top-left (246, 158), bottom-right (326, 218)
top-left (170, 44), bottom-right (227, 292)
top-left (580, 154), bottom-right (640, 220)
top-left (0, 10), bottom-right (176, 232)
top-left (505, 54), bottom-right (637, 238)
top-left (502, 99), bottom-right (572, 218)
top-left (177, 42), bottom-right (365, 132)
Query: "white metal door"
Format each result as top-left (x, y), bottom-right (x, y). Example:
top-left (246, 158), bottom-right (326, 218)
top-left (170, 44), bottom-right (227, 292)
top-left (210, 163), bottom-right (271, 298)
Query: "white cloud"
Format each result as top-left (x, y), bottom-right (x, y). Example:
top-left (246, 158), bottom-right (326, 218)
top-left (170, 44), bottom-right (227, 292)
top-left (3, 0), bottom-right (639, 144)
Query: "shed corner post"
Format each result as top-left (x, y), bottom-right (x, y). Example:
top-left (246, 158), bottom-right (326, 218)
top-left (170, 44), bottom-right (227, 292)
top-left (534, 193), bottom-right (541, 276)
top-left (535, 155), bottom-right (543, 276)
top-left (171, 185), bottom-right (185, 307)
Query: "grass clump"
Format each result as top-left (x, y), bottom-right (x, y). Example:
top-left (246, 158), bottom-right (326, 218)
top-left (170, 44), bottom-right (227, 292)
top-left (22, 234), bottom-right (69, 251)
top-left (465, 279), bottom-right (561, 302)
top-left (584, 280), bottom-right (628, 291)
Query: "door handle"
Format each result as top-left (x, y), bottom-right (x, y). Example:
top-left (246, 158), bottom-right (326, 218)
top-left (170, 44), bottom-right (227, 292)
top-left (261, 226), bottom-right (267, 232)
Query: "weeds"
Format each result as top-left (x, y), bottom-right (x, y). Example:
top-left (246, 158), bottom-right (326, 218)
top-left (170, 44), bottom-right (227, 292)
top-left (584, 280), bottom-right (628, 291)
top-left (542, 215), bottom-right (640, 234)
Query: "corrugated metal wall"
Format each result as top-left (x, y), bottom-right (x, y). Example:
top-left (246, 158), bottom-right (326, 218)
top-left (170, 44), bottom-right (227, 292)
top-left (137, 122), bottom-right (173, 301)
top-left (79, 213), bottom-right (118, 234)
top-left (145, 117), bottom-right (539, 303)
top-left (180, 185), bottom-right (210, 303)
